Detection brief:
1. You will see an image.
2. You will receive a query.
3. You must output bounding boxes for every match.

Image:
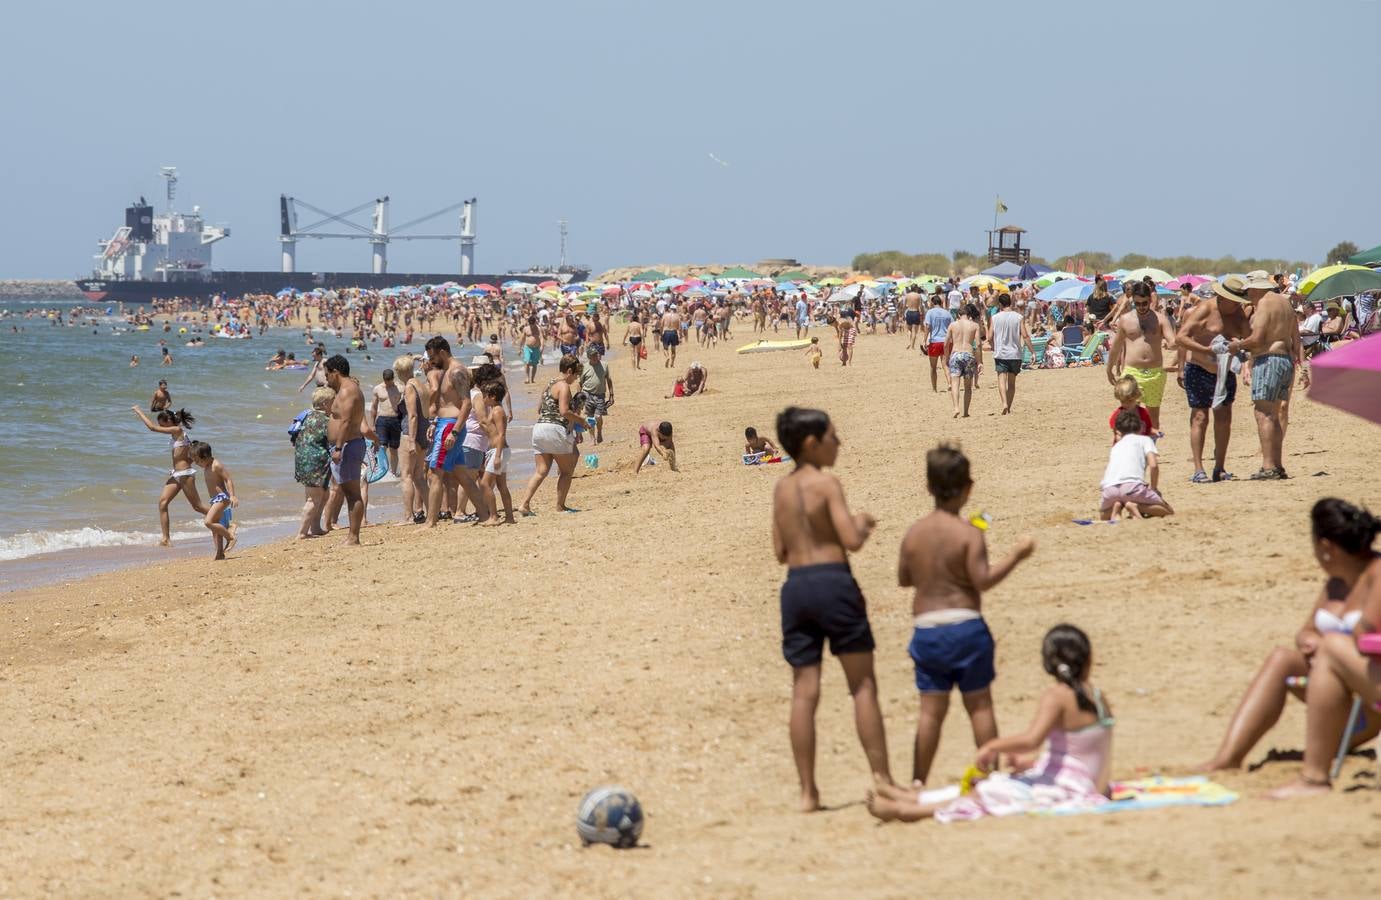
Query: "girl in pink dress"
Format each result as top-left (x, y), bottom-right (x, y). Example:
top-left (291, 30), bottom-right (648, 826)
top-left (868, 624), bottom-right (1114, 822)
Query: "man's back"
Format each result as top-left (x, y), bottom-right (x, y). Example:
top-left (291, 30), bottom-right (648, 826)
top-left (991, 310), bottom-right (1022, 358)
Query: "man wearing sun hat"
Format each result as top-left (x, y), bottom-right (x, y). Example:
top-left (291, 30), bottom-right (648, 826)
top-left (1175, 275), bottom-right (1251, 482)
top-left (1228, 274), bottom-right (1304, 480)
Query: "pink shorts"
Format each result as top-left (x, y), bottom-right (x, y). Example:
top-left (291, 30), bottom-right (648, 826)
top-left (639, 426), bottom-right (652, 447)
top-left (1100, 482), bottom-right (1164, 513)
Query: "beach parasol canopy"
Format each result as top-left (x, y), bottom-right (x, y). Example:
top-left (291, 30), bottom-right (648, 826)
top-left (656, 278), bottom-right (684, 290)
top-left (1305, 268), bottom-right (1381, 302)
top-left (775, 270), bottom-right (812, 282)
top-left (1308, 332), bottom-right (1381, 425)
top-left (630, 269), bottom-right (671, 282)
top-left (981, 261), bottom-right (1024, 279)
top-left (1122, 267), bottom-right (1173, 283)
top-left (817, 277), bottom-right (845, 286)
top-left (716, 266), bottom-right (763, 279)
top-left (1036, 280), bottom-right (1098, 302)
top-left (1299, 264), bottom-right (1380, 299)
top-left (957, 274), bottom-right (1009, 291)
top-left (1346, 244), bottom-right (1381, 268)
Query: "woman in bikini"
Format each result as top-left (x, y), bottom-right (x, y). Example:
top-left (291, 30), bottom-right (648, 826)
top-left (518, 354), bottom-right (584, 516)
top-left (132, 406), bottom-right (207, 545)
top-left (1199, 498), bottom-right (1381, 771)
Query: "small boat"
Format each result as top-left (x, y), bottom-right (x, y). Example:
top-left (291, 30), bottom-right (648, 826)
top-left (736, 339), bottom-right (812, 354)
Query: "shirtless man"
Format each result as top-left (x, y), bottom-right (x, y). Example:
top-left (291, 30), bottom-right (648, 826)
top-left (903, 285), bottom-right (924, 350)
top-left (897, 444), bottom-right (1034, 783)
top-left (556, 312), bottom-right (581, 358)
top-left (751, 294), bottom-right (767, 334)
top-left (770, 406), bottom-right (892, 810)
top-left (521, 315), bottom-right (543, 384)
top-left (622, 317), bottom-right (645, 369)
top-left (1175, 276), bottom-right (1252, 482)
top-left (1106, 281), bottom-right (1175, 432)
top-left (1229, 275), bottom-right (1307, 480)
top-left (323, 355), bottom-right (375, 546)
top-left (423, 335), bottom-right (483, 526)
top-left (943, 304), bottom-right (983, 418)
top-left (660, 305), bottom-right (683, 369)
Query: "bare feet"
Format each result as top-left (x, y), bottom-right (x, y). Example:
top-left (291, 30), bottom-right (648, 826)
top-left (865, 789), bottom-right (901, 821)
top-left (158, 538), bottom-right (171, 547)
top-left (799, 786), bottom-right (821, 813)
top-left (1265, 777), bottom-right (1331, 800)
top-left (223, 534), bottom-right (237, 554)
top-left (1193, 757), bottom-right (1239, 774)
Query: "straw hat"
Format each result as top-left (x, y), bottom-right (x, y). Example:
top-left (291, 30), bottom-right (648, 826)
top-left (1212, 275), bottom-right (1251, 304)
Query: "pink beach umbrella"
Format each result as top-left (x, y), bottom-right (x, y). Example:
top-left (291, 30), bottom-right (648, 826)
top-left (1164, 274), bottom-right (1212, 287)
top-left (1309, 332), bottom-right (1381, 425)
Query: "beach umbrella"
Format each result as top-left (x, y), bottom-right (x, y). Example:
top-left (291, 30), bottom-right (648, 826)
top-left (1309, 332), bottom-right (1381, 425)
top-left (1347, 244), bottom-right (1381, 267)
top-left (818, 277), bottom-right (845, 286)
top-left (471, 283), bottom-right (498, 292)
top-left (656, 278), bottom-right (684, 290)
top-left (601, 285), bottom-right (621, 296)
top-left (1122, 267), bottom-right (1174, 283)
top-left (1036, 280), bottom-right (1097, 302)
top-left (957, 274), bottom-right (1009, 291)
top-left (1299, 264), bottom-right (1380, 298)
top-left (537, 280), bottom-right (558, 288)
top-left (1305, 268), bottom-right (1381, 302)
top-left (1165, 274), bottom-right (1212, 287)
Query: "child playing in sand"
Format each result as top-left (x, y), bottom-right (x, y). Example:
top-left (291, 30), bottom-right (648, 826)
top-left (193, 441), bottom-right (238, 560)
top-left (803, 337), bottom-right (822, 369)
top-left (898, 444), bottom-right (1035, 784)
top-left (1100, 410), bottom-right (1172, 520)
top-left (478, 381), bottom-right (515, 524)
top-left (771, 406), bottom-right (893, 810)
top-left (635, 420), bottom-right (677, 473)
top-left (1108, 375), bottom-right (1153, 443)
top-left (867, 624), bottom-right (1113, 822)
top-left (744, 426), bottom-right (777, 456)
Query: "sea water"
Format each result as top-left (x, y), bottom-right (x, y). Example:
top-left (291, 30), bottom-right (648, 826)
top-left (0, 296), bottom-right (537, 590)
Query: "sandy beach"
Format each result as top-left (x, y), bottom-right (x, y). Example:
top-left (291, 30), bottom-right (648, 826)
top-left (2, 326), bottom-right (1378, 897)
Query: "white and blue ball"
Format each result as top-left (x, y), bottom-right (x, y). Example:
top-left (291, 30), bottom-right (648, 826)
top-left (576, 786), bottom-right (643, 848)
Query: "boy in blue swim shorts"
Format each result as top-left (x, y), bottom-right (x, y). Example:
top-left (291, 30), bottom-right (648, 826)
top-left (897, 443), bottom-right (1035, 784)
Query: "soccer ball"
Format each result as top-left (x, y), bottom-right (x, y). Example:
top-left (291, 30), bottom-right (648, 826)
top-left (576, 786), bottom-right (643, 848)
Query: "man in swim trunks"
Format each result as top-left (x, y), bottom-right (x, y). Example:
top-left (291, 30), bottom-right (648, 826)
top-left (944, 304), bottom-right (982, 418)
top-left (903, 285), bottom-right (924, 349)
top-left (557, 310), bottom-right (581, 357)
top-left (424, 335), bottom-right (480, 526)
top-left (794, 294), bottom-right (810, 340)
top-left (1175, 275), bottom-right (1251, 482)
top-left (1106, 280), bottom-right (1174, 432)
top-left (324, 354), bottom-right (375, 546)
top-left (151, 379), bottom-right (171, 412)
top-left (521, 314), bottom-right (543, 384)
top-left (622, 317), bottom-right (644, 369)
top-left (660, 305), bottom-right (683, 369)
top-left (1229, 275), bottom-right (1306, 480)
top-left (988, 294), bottom-right (1033, 415)
top-left (922, 294), bottom-right (953, 393)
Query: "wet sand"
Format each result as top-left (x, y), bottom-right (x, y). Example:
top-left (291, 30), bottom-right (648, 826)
top-left (2, 325), bottom-right (1378, 897)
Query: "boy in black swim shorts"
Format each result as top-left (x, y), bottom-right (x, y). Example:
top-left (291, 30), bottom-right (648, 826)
top-left (771, 406), bottom-right (893, 811)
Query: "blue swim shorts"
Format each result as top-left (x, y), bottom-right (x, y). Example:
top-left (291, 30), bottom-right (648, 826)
top-left (427, 418), bottom-right (465, 472)
top-left (908, 617), bottom-right (996, 694)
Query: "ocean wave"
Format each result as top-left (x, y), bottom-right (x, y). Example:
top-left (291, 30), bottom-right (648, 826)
top-left (0, 515), bottom-right (298, 562)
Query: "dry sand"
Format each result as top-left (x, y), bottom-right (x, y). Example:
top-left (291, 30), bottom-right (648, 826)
top-left (2, 324), bottom-right (1378, 898)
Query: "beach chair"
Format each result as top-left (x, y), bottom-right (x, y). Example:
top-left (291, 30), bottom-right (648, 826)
top-left (1022, 335), bottom-right (1049, 368)
top-left (1331, 632), bottom-right (1381, 780)
top-left (1072, 331), bottom-right (1108, 367)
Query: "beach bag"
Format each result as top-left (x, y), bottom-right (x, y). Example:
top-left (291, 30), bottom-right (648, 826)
top-left (288, 409), bottom-right (311, 445)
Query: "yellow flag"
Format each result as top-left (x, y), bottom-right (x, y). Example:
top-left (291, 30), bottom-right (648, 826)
top-left (995, 197), bottom-right (1008, 214)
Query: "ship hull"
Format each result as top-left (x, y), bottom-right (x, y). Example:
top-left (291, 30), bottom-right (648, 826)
top-left (73, 270), bottom-right (588, 303)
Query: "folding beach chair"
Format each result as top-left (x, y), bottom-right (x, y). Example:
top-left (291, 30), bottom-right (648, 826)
top-left (1331, 632), bottom-right (1381, 780)
top-left (1022, 335), bottom-right (1049, 368)
top-left (1077, 331), bottom-right (1109, 366)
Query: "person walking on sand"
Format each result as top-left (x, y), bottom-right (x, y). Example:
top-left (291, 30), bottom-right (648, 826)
top-left (661, 305), bottom-right (683, 368)
top-left (622, 317), bottom-right (645, 369)
top-left (989, 294), bottom-right (1034, 415)
top-left (521, 314), bottom-right (543, 384)
top-left (1106, 281), bottom-right (1175, 433)
top-left (132, 406), bottom-right (207, 545)
top-left (1229, 275), bottom-right (1307, 480)
top-left (323, 355), bottom-right (375, 545)
top-left (944, 305), bottom-right (983, 418)
top-left (922, 295), bottom-right (952, 393)
top-left (580, 345), bottom-right (614, 444)
top-left (904, 284), bottom-right (924, 350)
top-left (1175, 276), bottom-right (1251, 483)
top-left (771, 407), bottom-right (893, 810)
top-left (519, 354), bottom-right (584, 515)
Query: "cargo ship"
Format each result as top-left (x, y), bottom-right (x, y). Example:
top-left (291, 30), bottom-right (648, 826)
top-left (76, 169), bottom-right (587, 303)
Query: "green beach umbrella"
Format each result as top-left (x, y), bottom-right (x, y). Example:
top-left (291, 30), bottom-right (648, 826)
top-left (1346, 244), bottom-right (1381, 267)
top-left (1303, 268), bottom-right (1381, 302)
top-left (774, 270), bottom-right (811, 281)
top-left (630, 269), bottom-right (670, 281)
top-left (716, 266), bottom-right (764, 279)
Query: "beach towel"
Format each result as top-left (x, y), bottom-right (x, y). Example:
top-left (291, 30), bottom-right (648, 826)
top-left (1208, 336), bottom-right (1245, 409)
top-left (1040, 776), bottom-right (1237, 816)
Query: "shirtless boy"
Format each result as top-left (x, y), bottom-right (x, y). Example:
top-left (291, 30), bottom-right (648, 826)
top-left (744, 426), bottom-right (777, 456)
top-left (771, 407), bottom-right (892, 810)
top-left (1107, 281), bottom-right (1175, 432)
top-left (1175, 275), bottom-right (1251, 482)
top-left (478, 381), bottom-right (515, 525)
top-left (634, 420), bottom-right (677, 473)
top-left (898, 444), bottom-right (1035, 784)
top-left (324, 355), bottom-right (376, 546)
top-left (193, 441), bottom-right (238, 560)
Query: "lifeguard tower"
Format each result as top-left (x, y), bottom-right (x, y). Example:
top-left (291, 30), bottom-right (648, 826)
top-left (986, 226), bottom-right (1030, 264)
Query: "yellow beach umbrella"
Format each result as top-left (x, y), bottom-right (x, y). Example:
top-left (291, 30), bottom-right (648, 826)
top-left (818, 277), bottom-right (845, 286)
top-left (1299, 264), bottom-right (1370, 296)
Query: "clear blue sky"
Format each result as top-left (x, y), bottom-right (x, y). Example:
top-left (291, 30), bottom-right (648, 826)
top-left (2, 0), bottom-right (1377, 278)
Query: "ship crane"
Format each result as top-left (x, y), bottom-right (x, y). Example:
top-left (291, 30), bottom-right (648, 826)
top-left (279, 195), bottom-right (477, 275)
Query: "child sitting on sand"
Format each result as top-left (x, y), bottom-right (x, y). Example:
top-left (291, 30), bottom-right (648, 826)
top-left (1100, 410), bottom-right (1172, 520)
top-left (193, 441), bottom-right (238, 560)
top-left (772, 407), bottom-right (892, 810)
top-left (803, 337), bottom-right (822, 369)
top-left (1108, 375), bottom-right (1153, 443)
top-left (744, 426), bottom-right (777, 456)
top-left (898, 444), bottom-right (1035, 784)
top-left (867, 624), bottom-right (1113, 822)
top-left (635, 420), bottom-right (677, 473)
